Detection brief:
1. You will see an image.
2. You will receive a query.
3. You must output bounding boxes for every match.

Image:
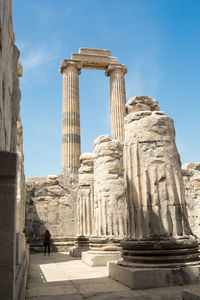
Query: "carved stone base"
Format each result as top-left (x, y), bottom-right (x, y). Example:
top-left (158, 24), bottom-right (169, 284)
top-left (69, 236), bottom-right (90, 257)
top-left (109, 262), bottom-right (200, 289)
top-left (120, 237), bottom-right (200, 268)
top-left (82, 251), bottom-right (122, 267)
top-left (89, 236), bottom-right (121, 251)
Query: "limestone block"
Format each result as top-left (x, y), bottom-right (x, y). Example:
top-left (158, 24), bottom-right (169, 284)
top-left (70, 54), bottom-right (118, 70)
top-left (0, 151), bottom-right (17, 300)
top-left (79, 48), bottom-right (111, 56)
top-left (82, 251), bottom-right (121, 267)
top-left (109, 263), bottom-right (200, 289)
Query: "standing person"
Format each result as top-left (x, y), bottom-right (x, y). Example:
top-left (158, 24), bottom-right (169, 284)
top-left (43, 230), bottom-right (51, 256)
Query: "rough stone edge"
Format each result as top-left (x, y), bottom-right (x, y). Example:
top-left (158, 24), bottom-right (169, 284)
top-left (109, 262), bottom-right (200, 289)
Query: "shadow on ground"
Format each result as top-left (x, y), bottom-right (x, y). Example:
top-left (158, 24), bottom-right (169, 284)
top-left (26, 252), bottom-right (200, 300)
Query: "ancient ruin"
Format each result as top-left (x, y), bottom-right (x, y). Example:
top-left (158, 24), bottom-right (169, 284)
top-left (59, 48), bottom-right (127, 177)
top-left (109, 96), bottom-right (200, 288)
top-left (0, 1), bottom-right (200, 299)
top-left (0, 1), bottom-right (29, 299)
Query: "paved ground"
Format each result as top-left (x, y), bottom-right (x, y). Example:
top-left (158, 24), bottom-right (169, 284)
top-left (26, 252), bottom-right (199, 299)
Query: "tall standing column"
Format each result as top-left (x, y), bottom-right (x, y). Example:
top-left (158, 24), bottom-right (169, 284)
top-left (106, 64), bottom-right (127, 140)
top-left (60, 60), bottom-right (81, 177)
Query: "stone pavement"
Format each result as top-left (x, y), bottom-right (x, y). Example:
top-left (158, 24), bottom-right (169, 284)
top-left (26, 252), bottom-right (200, 300)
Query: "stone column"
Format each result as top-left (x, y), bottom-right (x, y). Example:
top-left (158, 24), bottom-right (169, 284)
top-left (109, 96), bottom-right (200, 289)
top-left (70, 153), bottom-right (94, 257)
top-left (82, 135), bottom-right (127, 266)
top-left (60, 60), bottom-right (81, 178)
top-left (106, 64), bottom-right (127, 140)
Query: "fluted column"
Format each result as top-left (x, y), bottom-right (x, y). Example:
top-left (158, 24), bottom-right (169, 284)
top-left (70, 153), bottom-right (94, 257)
top-left (77, 153), bottom-right (94, 236)
top-left (61, 60), bottom-right (81, 177)
top-left (91, 135), bottom-right (127, 249)
top-left (106, 64), bottom-right (127, 140)
top-left (109, 96), bottom-right (200, 290)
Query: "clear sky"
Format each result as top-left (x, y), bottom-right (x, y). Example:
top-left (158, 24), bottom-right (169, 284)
top-left (13, 0), bottom-right (200, 179)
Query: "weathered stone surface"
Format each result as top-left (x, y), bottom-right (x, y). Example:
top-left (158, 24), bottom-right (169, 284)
top-left (25, 176), bottom-right (76, 249)
top-left (82, 135), bottom-right (127, 266)
top-left (0, 151), bottom-right (17, 300)
top-left (77, 152), bottom-right (94, 236)
top-left (125, 96), bottom-right (160, 114)
top-left (0, 0), bottom-right (21, 152)
top-left (70, 153), bottom-right (94, 257)
top-left (82, 251), bottom-right (121, 267)
top-left (0, 1), bottom-right (29, 298)
top-left (93, 135), bottom-right (127, 239)
top-left (79, 48), bottom-right (111, 56)
top-left (182, 163), bottom-right (200, 239)
top-left (109, 96), bottom-right (200, 289)
top-left (61, 61), bottom-right (81, 178)
top-left (109, 262), bottom-right (200, 290)
top-left (106, 64), bottom-right (127, 140)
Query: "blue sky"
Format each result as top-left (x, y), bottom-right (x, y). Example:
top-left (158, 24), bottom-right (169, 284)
top-left (13, 0), bottom-right (200, 178)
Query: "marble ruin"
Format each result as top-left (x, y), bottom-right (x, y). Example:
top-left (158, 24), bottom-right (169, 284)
top-left (0, 1), bottom-right (29, 299)
top-left (59, 48), bottom-right (127, 176)
top-left (0, 1), bottom-right (200, 298)
top-left (25, 49), bottom-right (200, 293)
top-left (109, 96), bottom-right (200, 288)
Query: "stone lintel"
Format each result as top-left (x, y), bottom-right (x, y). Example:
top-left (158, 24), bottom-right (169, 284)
top-left (79, 48), bottom-right (111, 56)
top-left (109, 262), bottom-right (200, 289)
top-left (70, 53), bottom-right (118, 70)
top-left (105, 63), bottom-right (127, 76)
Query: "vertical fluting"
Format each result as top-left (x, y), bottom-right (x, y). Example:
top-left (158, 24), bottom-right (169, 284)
top-left (120, 96), bottom-right (199, 267)
top-left (77, 153), bottom-right (94, 236)
top-left (106, 64), bottom-right (127, 140)
top-left (62, 62), bottom-right (81, 177)
top-left (93, 135), bottom-right (127, 238)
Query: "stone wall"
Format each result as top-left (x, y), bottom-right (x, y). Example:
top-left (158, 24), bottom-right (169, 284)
top-left (0, 1), bottom-right (28, 299)
top-left (25, 175), bottom-right (77, 252)
top-left (0, 0), bottom-right (21, 152)
top-left (182, 163), bottom-right (200, 239)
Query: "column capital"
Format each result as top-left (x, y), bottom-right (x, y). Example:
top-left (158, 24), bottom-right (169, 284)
top-left (105, 63), bottom-right (127, 77)
top-left (59, 59), bottom-right (81, 74)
